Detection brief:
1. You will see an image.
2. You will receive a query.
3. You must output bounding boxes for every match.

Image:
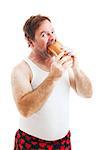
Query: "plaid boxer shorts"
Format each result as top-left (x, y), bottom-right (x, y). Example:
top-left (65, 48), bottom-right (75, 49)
top-left (14, 129), bottom-right (72, 150)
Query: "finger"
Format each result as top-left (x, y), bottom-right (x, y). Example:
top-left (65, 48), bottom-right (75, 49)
top-left (56, 51), bottom-right (65, 61)
top-left (64, 59), bottom-right (73, 66)
top-left (67, 49), bottom-right (77, 58)
top-left (62, 61), bottom-right (73, 69)
top-left (59, 56), bottom-right (72, 65)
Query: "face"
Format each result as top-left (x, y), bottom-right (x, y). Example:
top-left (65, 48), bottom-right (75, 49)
top-left (31, 20), bottom-right (56, 57)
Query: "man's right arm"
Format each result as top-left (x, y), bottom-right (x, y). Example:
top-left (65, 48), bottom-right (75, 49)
top-left (11, 53), bottom-right (71, 118)
top-left (11, 62), bottom-right (59, 118)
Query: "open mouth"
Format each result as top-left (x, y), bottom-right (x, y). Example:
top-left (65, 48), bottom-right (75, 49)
top-left (47, 39), bottom-right (57, 47)
top-left (46, 40), bottom-right (57, 54)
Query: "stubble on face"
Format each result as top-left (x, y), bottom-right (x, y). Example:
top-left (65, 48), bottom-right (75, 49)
top-left (32, 20), bottom-right (56, 60)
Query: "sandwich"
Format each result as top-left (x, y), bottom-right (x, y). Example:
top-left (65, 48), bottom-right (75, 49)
top-left (47, 41), bottom-right (67, 56)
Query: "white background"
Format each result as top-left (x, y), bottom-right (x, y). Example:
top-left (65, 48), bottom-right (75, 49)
top-left (0, 0), bottom-right (100, 149)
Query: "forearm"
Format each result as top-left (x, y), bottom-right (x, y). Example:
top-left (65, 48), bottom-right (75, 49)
top-left (72, 67), bottom-right (93, 98)
top-left (18, 75), bottom-right (56, 117)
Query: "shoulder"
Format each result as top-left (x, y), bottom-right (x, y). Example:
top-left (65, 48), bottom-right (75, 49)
top-left (11, 60), bottom-right (32, 83)
top-left (11, 60), bottom-right (33, 102)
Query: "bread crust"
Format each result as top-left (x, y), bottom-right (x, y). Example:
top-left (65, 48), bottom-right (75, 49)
top-left (47, 41), bottom-right (64, 56)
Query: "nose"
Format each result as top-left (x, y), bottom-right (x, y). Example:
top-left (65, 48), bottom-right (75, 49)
top-left (48, 33), bottom-right (56, 43)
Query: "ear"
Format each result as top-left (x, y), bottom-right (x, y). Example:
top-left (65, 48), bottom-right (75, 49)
top-left (27, 39), bottom-right (34, 47)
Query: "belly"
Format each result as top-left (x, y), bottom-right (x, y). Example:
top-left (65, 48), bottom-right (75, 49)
top-left (19, 96), bottom-right (70, 140)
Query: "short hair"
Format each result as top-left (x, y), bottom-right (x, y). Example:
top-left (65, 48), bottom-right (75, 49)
top-left (23, 14), bottom-right (51, 42)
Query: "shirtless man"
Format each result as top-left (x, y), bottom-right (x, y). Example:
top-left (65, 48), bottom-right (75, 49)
top-left (11, 15), bottom-right (92, 150)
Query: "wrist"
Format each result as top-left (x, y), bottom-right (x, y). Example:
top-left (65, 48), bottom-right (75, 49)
top-left (72, 65), bottom-right (81, 75)
top-left (48, 73), bottom-right (60, 82)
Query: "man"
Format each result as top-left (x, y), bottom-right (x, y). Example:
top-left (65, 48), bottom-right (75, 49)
top-left (11, 15), bottom-right (92, 150)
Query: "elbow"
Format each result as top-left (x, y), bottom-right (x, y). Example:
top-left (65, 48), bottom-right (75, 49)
top-left (85, 89), bottom-right (93, 98)
top-left (18, 105), bottom-right (31, 118)
top-left (83, 85), bottom-right (93, 98)
top-left (16, 94), bottom-right (43, 117)
top-left (82, 80), bottom-right (93, 98)
top-left (77, 85), bottom-right (93, 98)
top-left (17, 98), bottom-right (32, 118)
top-left (85, 93), bottom-right (92, 98)
top-left (86, 83), bottom-right (93, 98)
top-left (19, 109), bottom-right (31, 118)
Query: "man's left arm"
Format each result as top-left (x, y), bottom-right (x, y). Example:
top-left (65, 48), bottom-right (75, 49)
top-left (68, 56), bottom-right (93, 98)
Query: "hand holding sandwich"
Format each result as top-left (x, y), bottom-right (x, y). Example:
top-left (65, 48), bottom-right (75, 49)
top-left (48, 41), bottom-right (75, 80)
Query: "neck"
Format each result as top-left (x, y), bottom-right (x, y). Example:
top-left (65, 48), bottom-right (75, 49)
top-left (28, 50), bottom-right (53, 70)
